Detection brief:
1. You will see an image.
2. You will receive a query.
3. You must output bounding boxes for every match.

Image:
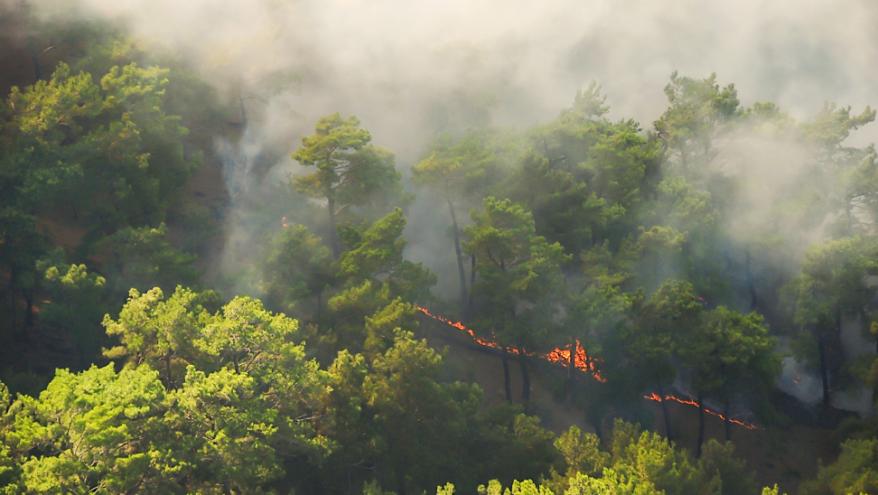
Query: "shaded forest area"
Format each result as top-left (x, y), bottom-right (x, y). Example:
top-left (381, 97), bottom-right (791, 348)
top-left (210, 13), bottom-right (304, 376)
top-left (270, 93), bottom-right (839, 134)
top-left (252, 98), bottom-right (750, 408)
top-left (1, 3), bottom-right (878, 494)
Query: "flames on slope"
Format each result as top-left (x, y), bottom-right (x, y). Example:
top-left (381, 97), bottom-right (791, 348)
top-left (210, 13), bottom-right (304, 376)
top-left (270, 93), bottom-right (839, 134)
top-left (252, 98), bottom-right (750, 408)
top-left (415, 306), bottom-right (605, 382)
top-left (643, 393), bottom-right (758, 430)
top-left (417, 305), bottom-right (758, 430)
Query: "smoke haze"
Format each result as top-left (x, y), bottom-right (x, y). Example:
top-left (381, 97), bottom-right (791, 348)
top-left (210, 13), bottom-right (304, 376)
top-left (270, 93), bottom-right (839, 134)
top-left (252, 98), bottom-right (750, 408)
top-left (29, 0), bottom-right (878, 411)
top-left (35, 0), bottom-right (878, 152)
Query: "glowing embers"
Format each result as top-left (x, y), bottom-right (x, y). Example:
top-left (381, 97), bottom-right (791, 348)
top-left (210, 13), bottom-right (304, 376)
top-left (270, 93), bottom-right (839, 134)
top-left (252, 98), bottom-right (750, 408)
top-left (643, 392), bottom-right (758, 430)
top-left (416, 306), bottom-right (606, 382)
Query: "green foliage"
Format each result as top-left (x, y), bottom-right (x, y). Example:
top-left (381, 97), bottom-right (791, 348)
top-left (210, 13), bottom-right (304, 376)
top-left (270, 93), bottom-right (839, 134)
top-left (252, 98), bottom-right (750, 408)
top-left (4, 62), bottom-right (196, 228)
top-left (800, 438), bottom-right (878, 495)
top-left (506, 90), bottom-right (660, 254)
top-left (6, 364), bottom-right (173, 494)
top-left (3, 16), bottom-right (878, 492)
top-left (553, 426), bottom-right (608, 478)
top-left (791, 236), bottom-right (878, 330)
top-left (465, 197), bottom-right (569, 350)
top-left (624, 279), bottom-right (702, 391)
top-left (96, 223), bottom-right (197, 295)
top-left (472, 419), bottom-right (757, 495)
top-left (684, 306), bottom-right (779, 407)
top-left (262, 223), bottom-right (334, 316)
top-left (103, 286), bottom-right (213, 384)
top-left (340, 208), bottom-right (407, 280)
top-left (413, 129), bottom-right (503, 203)
top-left (338, 208), bottom-right (436, 303)
top-left (655, 72), bottom-right (739, 173)
top-left (40, 260), bottom-right (108, 364)
top-left (787, 236), bottom-right (878, 403)
top-left (169, 366), bottom-right (284, 490)
top-left (698, 440), bottom-right (758, 495)
top-left (196, 295), bottom-right (300, 372)
top-left (564, 470), bottom-right (661, 495)
top-left (292, 113), bottom-right (406, 256)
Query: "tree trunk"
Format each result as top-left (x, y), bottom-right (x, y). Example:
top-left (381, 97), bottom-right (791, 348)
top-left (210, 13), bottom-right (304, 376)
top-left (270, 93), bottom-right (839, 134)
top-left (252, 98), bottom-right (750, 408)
top-left (26, 35), bottom-right (42, 82)
top-left (446, 198), bottom-right (468, 312)
top-left (816, 330), bottom-right (831, 409)
top-left (238, 96), bottom-right (248, 127)
top-left (315, 290), bottom-right (323, 322)
top-left (395, 460), bottom-right (407, 495)
top-left (24, 290), bottom-right (34, 330)
top-left (745, 249), bottom-right (758, 310)
top-left (467, 254), bottom-right (476, 316)
top-left (327, 195), bottom-right (340, 259)
top-left (518, 351), bottom-right (531, 408)
top-left (165, 354), bottom-right (173, 386)
top-left (9, 266), bottom-right (19, 339)
top-left (696, 394), bottom-right (705, 458)
top-left (657, 383), bottom-right (673, 441)
top-left (723, 399), bottom-right (731, 441)
top-left (501, 349), bottom-right (512, 402)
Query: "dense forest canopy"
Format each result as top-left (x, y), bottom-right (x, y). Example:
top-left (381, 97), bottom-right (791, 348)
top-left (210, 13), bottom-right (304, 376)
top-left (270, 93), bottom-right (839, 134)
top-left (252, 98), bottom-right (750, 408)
top-left (2, 1), bottom-right (878, 494)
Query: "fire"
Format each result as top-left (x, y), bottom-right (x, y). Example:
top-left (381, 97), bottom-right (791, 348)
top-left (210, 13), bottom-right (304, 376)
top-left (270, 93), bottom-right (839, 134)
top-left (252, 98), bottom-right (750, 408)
top-left (543, 341), bottom-right (605, 382)
top-left (416, 306), bottom-right (605, 382)
top-left (417, 305), bottom-right (756, 430)
top-left (643, 393), bottom-right (758, 430)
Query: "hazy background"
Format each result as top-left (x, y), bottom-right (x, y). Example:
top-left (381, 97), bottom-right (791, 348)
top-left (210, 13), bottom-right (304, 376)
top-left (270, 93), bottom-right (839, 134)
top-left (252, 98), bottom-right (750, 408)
top-left (33, 0), bottom-right (878, 305)
top-left (26, 0), bottom-right (878, 413)
top-left (35, 0), bottom-right (878, 152)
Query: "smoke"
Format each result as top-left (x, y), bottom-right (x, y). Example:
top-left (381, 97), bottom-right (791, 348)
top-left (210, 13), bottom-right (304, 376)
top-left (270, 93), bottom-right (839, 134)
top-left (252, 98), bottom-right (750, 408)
top-left (777, 355), bottom-right (823, 406)
top-left (27, 1), bottom-right (878, 412)
top-left (33, 0), bottom-right (878, 149)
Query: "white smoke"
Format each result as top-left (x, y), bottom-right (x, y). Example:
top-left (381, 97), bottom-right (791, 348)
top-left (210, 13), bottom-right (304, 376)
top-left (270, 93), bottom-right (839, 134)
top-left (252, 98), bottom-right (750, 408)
top-left (29, 0), bottom-right (878, 325)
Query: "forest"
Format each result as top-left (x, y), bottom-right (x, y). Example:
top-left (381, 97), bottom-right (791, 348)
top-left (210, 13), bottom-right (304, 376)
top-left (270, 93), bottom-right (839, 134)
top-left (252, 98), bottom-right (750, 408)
top-left (1, 1), bottom-right (878, 494)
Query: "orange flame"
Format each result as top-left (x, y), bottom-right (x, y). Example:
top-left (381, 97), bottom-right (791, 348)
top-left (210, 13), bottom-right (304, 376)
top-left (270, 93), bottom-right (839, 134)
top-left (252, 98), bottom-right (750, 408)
top-left (417, 306), bottom-right (756, 430)
top-left (643, 393), bottom-right (758, 430)
top-left (416, 306), bottom-right (605, 382)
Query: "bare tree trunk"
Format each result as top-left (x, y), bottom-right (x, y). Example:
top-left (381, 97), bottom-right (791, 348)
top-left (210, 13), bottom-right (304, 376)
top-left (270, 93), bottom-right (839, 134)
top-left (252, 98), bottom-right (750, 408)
top-left (395, 460), bottom-right (407, 495)
top-left (466, 254), bottom-right (476, 316)
top-left (446, 198), bottom-right (468, 312)
top-left (816, 329), bottom-right (831, 409)
top-left (24, 290), bottom-right (34, 329)
top-left (518, 351), bottom-right (531, 409)
top-left (501, 349), bottom-right (512, 402)
top-left (657, 383), bottom-right (673, 441)
top-left (327, 195), bottom-right (340, 259)
top-left (9, 266), bottom-right (19, 340)
top-left (723, 399), bottom-right (732, 441)
top-left (165, 354), bottom-right (173, 387)
top-left (315, 290), bottom-right (323, 322)
top-left (238, 96), bottom-right (247, 127)
top-left (745, 250), bottom-right (758, 310)
top-left (696, 393), bottom-right (706, 458)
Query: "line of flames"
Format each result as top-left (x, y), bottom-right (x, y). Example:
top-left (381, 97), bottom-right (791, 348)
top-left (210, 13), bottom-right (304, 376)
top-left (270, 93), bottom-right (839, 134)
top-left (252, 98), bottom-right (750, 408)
top-left (642, 393), bottom-right (758, 430)
top-left (416, 306), bottom-right (605, 382)
top-left (417, 305), bottom-right (758, 430)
